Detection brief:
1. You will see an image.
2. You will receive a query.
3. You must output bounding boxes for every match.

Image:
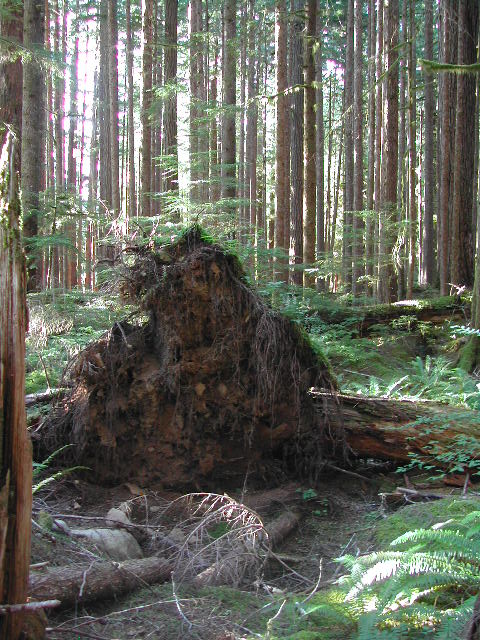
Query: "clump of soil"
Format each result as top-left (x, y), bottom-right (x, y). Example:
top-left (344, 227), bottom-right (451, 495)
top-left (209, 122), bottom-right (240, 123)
top-left (40, 227), bottom-right (339, 488)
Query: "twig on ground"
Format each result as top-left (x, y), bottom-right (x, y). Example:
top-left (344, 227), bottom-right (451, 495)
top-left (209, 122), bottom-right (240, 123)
top-left (266, 549), bottom-right (315, 587)
top-left (265, 600), bottom-right (287, 639)
top-left (301, 558), bottom-right (323, 604)
top-left (0, 599), bottom-right (60, 614)
top-left (79, 560), bottom-right (97, 599)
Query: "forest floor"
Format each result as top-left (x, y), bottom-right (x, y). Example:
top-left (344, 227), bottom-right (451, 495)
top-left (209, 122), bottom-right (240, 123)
top-left (28, 284), bottom-right (480, 639)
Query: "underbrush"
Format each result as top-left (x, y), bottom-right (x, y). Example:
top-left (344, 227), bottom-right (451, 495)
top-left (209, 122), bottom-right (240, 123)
top-left (26, 290), bottom-right (128, 394)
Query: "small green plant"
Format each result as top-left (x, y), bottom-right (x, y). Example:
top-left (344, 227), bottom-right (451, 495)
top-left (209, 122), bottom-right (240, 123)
top-left (33, 445), bottom-right (87, 494)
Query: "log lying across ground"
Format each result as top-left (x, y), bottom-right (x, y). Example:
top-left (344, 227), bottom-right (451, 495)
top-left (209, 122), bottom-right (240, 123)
top-left (29, 557), bottom-right (173, 610)
top-left (313, 391), bottom-right (480, 467)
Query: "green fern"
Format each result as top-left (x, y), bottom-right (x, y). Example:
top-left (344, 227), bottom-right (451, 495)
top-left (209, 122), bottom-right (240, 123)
top-left (339, 512), bottom-right (480, 638)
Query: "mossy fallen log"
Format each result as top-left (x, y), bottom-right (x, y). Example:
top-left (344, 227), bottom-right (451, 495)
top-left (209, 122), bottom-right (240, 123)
top-left (313, 391), bottom-right (480, 470)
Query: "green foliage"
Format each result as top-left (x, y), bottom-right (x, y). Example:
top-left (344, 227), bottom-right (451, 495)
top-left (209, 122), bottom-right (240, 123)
top-left (26, 290), bottom-right (127, 393)
top-left (33, 445), bottom-right (87, 494)
top-left (337, 503), bottom-right (480, 639)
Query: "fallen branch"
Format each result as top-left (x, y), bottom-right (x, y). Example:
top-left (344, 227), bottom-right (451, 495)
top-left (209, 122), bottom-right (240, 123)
top-left (25, 389), bottom-right (65, 407)
top-left (29, 557), bottom-right (173, 610)
top-left (0, 599), bottom-right (60, 615)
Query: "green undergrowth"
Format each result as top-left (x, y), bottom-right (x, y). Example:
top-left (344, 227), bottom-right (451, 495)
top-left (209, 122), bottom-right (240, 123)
top-left (26, 290), bottom-right (128, 394)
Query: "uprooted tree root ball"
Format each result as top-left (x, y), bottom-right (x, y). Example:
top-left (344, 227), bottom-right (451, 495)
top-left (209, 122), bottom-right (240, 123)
top-left (38, 227), bottom-right (342, 487)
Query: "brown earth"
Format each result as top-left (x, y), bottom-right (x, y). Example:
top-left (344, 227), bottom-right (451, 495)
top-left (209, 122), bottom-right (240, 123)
top-left (38, 228), bottom-right (339, 489)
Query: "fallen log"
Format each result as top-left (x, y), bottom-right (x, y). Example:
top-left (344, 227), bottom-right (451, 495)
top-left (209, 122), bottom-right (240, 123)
top-left (313, 391), bottom-right (480, 469)
top-left (29, 557), bottom-right (172, 610)
top-left (192, 509), bottom-right (301, 588)
top-left (25, 389), bottom-right (65, 408)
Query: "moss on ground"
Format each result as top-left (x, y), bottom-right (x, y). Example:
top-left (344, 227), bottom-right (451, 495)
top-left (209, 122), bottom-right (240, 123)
top-left (374, 497), bottom-right (480, 547)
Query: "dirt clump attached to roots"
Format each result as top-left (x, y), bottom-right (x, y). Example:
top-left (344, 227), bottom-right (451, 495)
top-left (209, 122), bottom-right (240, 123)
top-left (40, 227), bottom-right (340, 488)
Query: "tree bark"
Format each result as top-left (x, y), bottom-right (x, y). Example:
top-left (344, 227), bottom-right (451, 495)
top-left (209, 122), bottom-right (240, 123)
top-left (221, 0), bottom-right (236, 202)
top-left (422, 0), bottom-right (435, 286)
top-left (108, 0), bottom-right (120, 218)
top-left (451, 0), bottom-right (479, 288)
top-left (126, 0), bottom-right (136, 219)
top-left (343, 0), bottom-right (354, 290)
top-left (29, 558), bottom-right (173, 610)
top-left (141, 0), bottom-right (153, 216)
top-left (438, 0), bottom-right (457, 295)
top-left (352, 0), bottom-right (364, 296)
top-left (407, 0), bottom-right (416, 299)
top-left (303, 0), bottom-right (316, 289)
top-left (0, 12), bottom-right (33, 632)
top-left (289, 0), bottom-right (304, 286)
top-left (374, 0), bottom-right (383, 297)
top-left (163, 0), bottom-right (178, 197)
top-left (21, 0), bottom-right (45, 292)
top-left (365, 0), bottom-right (375, 293)
top-left (275, 0), bottom-right (289, 279)
top-left (315, 10), bottom-right (325, 289)
top-left (379, 0), bottom-right (399, 303)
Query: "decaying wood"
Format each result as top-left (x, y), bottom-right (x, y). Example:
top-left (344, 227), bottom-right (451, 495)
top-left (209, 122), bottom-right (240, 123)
top-left (28, 557), bottom-right (173, 610)
top-left (193, 509), bottom-right (301, 588)
top-left (313, 391), bottom-right (478, 468)
top-left (25, 390), bottom-right (65, 408)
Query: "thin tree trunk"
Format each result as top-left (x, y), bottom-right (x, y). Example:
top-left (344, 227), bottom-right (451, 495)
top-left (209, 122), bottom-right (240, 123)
top-left (303, 0), bottom-right (316, 288)
top-left (108, 0), bottom-right (120, 218)
top-left (209, 42), bottom-right (219, 203)
top-left (379, 0), bottom-right (399, 303)
top-left (126, 0), bottom-right (137, 219)
top-left (141, 0), bottom-right (153, 216)
top-left (21, 0), bottom-right (46, 291)
top-left (163, 0), bottom-right (178, 200)
top-left (397, 0), bottom-right (407, 299)
top-left (315, 10), bottom-right (325, 290)
top-left (406, 0), bottom-right (416, 299)
top-left (238, 6), bottom-right (247, 229)
top-left (275, 0), bottom-right (288, 279)
top-left (290, 0), bottom-right (304, 286)
top-left (221, 0), bottom-right (237, 202)
top-left (246, 0), bottom-right (257, 233)
top-left (438, 0), bottom-right (457, 295)
top-left (66, 6), bottom-right (79, 289)
top-left (366, 0), bottom-right (375, 293)
top-left (352, 0), bottom-right (364, 296)
top-left (422, 0), bottom-right (435, 285)
top-left (374, 0), bottom-right (383, 297)
top-left (343, 0), bottom-right (354, 289)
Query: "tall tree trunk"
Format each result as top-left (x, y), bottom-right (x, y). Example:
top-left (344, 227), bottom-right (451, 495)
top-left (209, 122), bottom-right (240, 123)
top-left (438, 0), bottom-right (457, 295)
top-left (422, 0), bottom-right (435, 285)
top-left (141, 0), bottom-right (153, 216)
top-left (246, 0), bottom-right (257, 232)
top-left (99, 0), bottom-right (112, 209)
top-left (221, 0), bottom-right (236, 203)
top-left (406, 0), bottom-right (416, 299)
top-left (53, 0), bottom-right (65, 192)
top-left (374, 0), bottom-right (383, 296)
top-left (108, 0), bottom-right (120, 218)
top-left (238, 6), bottom-right (247, 228)
top-left (209, 42), bottom-right (220, 203)
top-left (379, 0), bottom-right (399, 303)
top-left (303, 0), bottom-right (316, 288)
top-left (365, 0), bottom-right (375, 293)
top-left (397, 0), bottom-right (407, 299)
top-left (21, 0), bottom-right (45, 291)
top-left (315, 9), bottom-right (325, 290)
top-left (86, 74), bottom-right (99, 291)
top-left (163, 0), bottom-right (178, 198)
top-left (343, 0), bottom-right (354, 289)
top-left (289, 0), bottom-right (304, 286)
top-left (126, 0), bottom-right (136, 219)
top-left (352, 0), bottom-right (364, 295)
top-left (0, 7), bottom-right (33, 638)
top-left (66, 6), bottom-right (79, 289)
top-left (451, 0), bottom-right (479, 288)
top-left (275, 0), bottom-right (288, 279)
